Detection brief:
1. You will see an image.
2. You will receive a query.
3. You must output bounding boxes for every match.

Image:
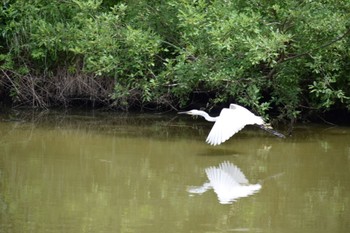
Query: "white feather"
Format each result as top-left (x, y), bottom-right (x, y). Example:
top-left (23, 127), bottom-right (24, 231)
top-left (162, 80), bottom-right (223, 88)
top-left (188, 161), bottom-right (262, 204)
top-left (217, 161), bottom-right (248, 184)
top-left (179, 103), bottom-right (266, 146)
top-left (206, 104), bottom-right (264, 146)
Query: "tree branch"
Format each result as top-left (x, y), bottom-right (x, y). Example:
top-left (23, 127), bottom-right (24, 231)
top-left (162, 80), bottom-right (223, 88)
top-left (282, 26), bottom-right (350, 63)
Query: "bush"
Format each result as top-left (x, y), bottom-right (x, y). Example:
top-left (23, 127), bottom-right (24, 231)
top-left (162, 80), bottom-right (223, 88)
top-left (1, 0), bottom-right (349, 122)
top-left (1, 0), bottom-right (162, 108)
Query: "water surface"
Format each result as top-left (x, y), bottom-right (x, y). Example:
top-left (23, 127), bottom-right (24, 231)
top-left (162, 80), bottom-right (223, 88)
top-left (0, 110), bottom-right (349, 233)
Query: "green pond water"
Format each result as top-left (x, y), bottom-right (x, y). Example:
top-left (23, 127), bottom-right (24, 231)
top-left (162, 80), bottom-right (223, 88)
top-left (0, 110), bottom-right (349, 233)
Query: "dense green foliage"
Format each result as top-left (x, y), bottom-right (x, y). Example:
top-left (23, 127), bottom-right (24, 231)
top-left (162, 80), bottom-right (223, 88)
top-left (1, 0), bottom-right (349, 121)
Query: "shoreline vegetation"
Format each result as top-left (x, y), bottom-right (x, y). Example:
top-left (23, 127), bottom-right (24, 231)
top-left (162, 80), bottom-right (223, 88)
top-left (1, 1), bottom-right (349, 125)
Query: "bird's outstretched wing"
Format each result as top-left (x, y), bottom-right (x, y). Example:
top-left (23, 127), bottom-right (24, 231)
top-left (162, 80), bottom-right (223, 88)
top-left (206, 104), bottom-right (264, 146)
top-left (205, 166), bottom-right (241, 203)
top-left (206, 108), bottom-right (243, 146)
top-left (218, 161), bottom-right (248, 185)
top-left (205, 166), bottom-right (239, 191)
top-left (188, 161), bottom-right (262, 204)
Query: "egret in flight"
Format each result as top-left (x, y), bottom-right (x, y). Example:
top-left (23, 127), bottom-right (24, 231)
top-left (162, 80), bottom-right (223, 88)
top-left (187, 161), bottom-right (261, 204)
top-left (178, 103), bottom-right (285, 146)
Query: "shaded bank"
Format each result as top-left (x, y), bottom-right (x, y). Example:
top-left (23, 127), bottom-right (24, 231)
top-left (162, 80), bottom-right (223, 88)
top-left (0, 69), bottom-right (114, 108)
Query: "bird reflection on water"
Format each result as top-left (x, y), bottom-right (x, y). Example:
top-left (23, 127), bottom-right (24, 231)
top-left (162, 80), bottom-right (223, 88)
top-left (188, 161), bottom-right (261, 204)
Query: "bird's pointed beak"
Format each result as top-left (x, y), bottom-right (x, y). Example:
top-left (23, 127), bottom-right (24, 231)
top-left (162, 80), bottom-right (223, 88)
top-left (178, 111), bottom-right (190, 115)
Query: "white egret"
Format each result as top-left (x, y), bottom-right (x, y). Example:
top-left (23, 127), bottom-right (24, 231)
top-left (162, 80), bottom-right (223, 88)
top-left (188, 161), bottom-right (261, 204)
top-left (178, 103), bottom-right (285, 146)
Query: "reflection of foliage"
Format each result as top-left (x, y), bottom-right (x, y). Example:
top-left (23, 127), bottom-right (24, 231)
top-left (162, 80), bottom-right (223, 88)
top-left (0, 112), bottom-right (350, 232)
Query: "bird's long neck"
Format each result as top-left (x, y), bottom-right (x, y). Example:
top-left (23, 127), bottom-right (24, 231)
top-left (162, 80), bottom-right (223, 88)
top-left (200, 112), bottom-right (217, 122)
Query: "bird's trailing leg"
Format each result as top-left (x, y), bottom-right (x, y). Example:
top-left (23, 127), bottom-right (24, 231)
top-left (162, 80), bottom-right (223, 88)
top-left (258, 124), bottom-right (286, 138)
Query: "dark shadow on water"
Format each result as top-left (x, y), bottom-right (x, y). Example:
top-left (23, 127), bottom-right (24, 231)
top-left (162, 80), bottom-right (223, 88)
top-left (197, 148), bottom-right (241, 157)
